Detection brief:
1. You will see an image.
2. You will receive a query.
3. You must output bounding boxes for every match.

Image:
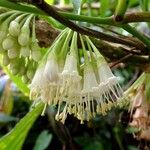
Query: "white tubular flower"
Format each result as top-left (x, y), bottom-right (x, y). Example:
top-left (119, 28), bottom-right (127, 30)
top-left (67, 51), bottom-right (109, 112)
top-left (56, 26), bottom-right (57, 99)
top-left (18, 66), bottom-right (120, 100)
top-left (85, 36), bottom-right (124, 115)
top-left (98, 61), bottom-right (123, 101)
top-left (60, 54), bottom-right (81, 87)
top-left (43, 55), bottom-right (59, 83)
top-left (30, 65), bottom-right (45, 100)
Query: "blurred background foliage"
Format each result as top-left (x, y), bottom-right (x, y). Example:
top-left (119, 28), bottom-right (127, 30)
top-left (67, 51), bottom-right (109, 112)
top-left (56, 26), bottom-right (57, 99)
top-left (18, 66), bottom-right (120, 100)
top-left (0, 0), bottom-right (149, 150)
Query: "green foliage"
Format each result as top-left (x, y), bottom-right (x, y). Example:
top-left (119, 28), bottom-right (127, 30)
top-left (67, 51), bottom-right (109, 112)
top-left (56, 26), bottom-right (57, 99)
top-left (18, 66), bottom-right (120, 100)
top-left (33, 130), bottom-right (52, 150)
top-left (0, 103), bottom-right (44, 150)
top-left (0, 0), bottom-right (44, 15)
top-left (99, 0), bottom-right (109, 17)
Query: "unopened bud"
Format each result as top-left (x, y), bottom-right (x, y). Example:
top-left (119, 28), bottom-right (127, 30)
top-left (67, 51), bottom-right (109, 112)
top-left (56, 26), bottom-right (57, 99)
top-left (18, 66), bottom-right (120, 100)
top-left (3, 53), bottom-right (10, 66)
top-left (8, 21), bottom-right (20, 37)
top-left (20, 46), bottom-right (30, 57)
top-left (22, 75), bottom-right (29, 84)
top-left (0, 44), bottom-right (5, 53)
top-left (27, 70), bottom-right (34, 80)
top-left (18, 26), bottom-right (30, 46)
top-left (9, 61), bottom-right (19, 75)
top-left (19, 66), bottom-right (26, 75)
top-left (0, 30), bottom-right (7, 43)
top-left (8, 46), bottom-right (20, 59)
top-left (2, 36), bottom-right (16, 50)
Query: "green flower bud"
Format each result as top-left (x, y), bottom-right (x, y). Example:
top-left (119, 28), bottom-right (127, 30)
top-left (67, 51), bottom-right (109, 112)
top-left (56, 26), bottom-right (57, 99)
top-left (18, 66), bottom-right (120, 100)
top-left (27, 68), bottom-right (35, 80)
top-left (2, 53), bottom-right (10, 66)
top-left (9, 61), bottom-right (19, 75)
top-left (2, 36), bottom-right (16, 50)
top-left (18, 15), bottom-right (33, 46)
top-left (8, 21), bottom-right (20, 37)
top-left (0, 44), bottom-right (5, 53)
top-left (8, 13), bottom-right (27, 37)
top-left (11, 66), bottom-right (19, 75)
top-left (31, 43), bottom-right (42, 61)
top-left (18, 26), bottom-right (30, 46)
top-left (19, 66), bottom-right (26, 75)
top-left (20, 45), bottom-right (30, 57)
top-left (0, 30), bottom-right (7, 43)
top-left (22, 75), bottom-right (29, 84)
top-left (8, 45), bottom-right (20, 59)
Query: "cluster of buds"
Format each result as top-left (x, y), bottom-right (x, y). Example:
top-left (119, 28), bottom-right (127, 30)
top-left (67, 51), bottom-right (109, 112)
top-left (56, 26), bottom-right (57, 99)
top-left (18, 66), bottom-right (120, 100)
top-left (30, 28), bottom-right (124, 124)
top-left (0, 10), bottom-right (42, 83)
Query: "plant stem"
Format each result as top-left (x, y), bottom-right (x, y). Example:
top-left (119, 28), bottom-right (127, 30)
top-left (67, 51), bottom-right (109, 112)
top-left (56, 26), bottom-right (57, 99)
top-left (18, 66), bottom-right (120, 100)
top-left (122, 24), bottom-right (150, 49)
top-left (114, 0), bottom-right (129, 21)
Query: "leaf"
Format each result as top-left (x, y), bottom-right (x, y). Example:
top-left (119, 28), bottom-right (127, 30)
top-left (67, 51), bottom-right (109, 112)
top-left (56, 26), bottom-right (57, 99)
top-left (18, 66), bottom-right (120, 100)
top-left (0, 55), bottom-right (29, 96)
top-left (44, 0), bottom-right (55, 5)
top-left (99, 0), bottom-right (109, 17)
top-left (71, 0), bottom-right (82, 14)
top-left (0, 0), bottom-right (44, 15)
top-left (126, 127), bottom-right (140, 134)
top-left (84, 141), bottom-right (104, 150)
top-left (33, 130), bottom-right (52, 150)
top-left (0, 102), bottom-right (44, 150)
top-left (128, 145), bottom-right (139, 150)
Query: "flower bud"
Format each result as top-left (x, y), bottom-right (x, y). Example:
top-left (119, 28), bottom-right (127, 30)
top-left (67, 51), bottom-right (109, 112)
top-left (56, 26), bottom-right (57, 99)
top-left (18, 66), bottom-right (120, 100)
top-left (18, 26), bottom-right (30, 46)
top-left (0, 30), bottom-right (7, 43)
top-left (8, 21), bottom-right (20, 37)
top-left (31, 42), bottom-right (42, 61)
top-left (2, 53), bottom-right (10, 66)
top-left (27, 68), bottom-right (35, 80)
top-left (0, 44), bottom-right (5, 53)
top-left (9, 62), bottom-right (19, 75)
top-left (31, 50), bottom-right (42, 62)
top-left (19, 67), bottom-right (26, 76)
top-left (8, 45), bottom-right (20, 59)
top-left (22, 75), bottom-right (29, 84)
top-left (2, 36), bottom-right (16, 50)
top-left (20, 45), bottom-right (30, 57)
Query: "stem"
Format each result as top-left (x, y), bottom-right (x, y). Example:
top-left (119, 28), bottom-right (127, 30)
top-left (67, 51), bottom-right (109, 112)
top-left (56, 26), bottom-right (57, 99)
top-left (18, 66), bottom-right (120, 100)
top-left (114, 0), bottom-right (129, 21)
top-left (59, 11), bottom-right (150, 25)
top-left (3, 0), bottom-right (150, 24)
top-left (122, 24), bottom-right (150, 49)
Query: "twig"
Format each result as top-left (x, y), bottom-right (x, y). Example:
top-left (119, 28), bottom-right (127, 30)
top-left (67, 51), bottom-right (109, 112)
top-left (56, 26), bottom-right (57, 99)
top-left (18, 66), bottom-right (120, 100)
top-left (110, 53), bottom-right (133, 68)
top-left (30, 0), bottom-right (145, 49)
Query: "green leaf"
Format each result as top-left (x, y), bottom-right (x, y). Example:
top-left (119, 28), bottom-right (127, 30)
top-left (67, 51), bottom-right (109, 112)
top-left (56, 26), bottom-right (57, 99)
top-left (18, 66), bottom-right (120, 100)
top-left (45, 0), bottom-right (55, 5)
top-left (0, 102), bottom-right (44, 150)
top-left (126, 127), bottom-right (140, 134)
top-left (128, 145), bottom-right (139, 150)
top-left (0, 0), bottom-right (44, 15)
top-left (99, 0), bottom-right (109, 17)
top-left (71, 0), bottom-right (82, 14)
top-left (33, 130), bottom-right (52, 150)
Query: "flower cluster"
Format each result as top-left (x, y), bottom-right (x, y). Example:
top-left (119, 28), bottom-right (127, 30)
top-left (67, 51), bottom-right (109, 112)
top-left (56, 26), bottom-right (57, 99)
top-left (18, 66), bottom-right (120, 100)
top-left (0, 10), bottom-right (42, 83)
top-left (30, 28), bottom-right (124, 124)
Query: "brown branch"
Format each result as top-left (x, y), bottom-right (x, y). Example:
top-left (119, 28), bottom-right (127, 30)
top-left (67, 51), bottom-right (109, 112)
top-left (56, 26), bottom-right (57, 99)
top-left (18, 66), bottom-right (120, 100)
top-left (30, 0), bottom-right (146, 50)
top-left (36, 20), bottom-right (149, 65)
